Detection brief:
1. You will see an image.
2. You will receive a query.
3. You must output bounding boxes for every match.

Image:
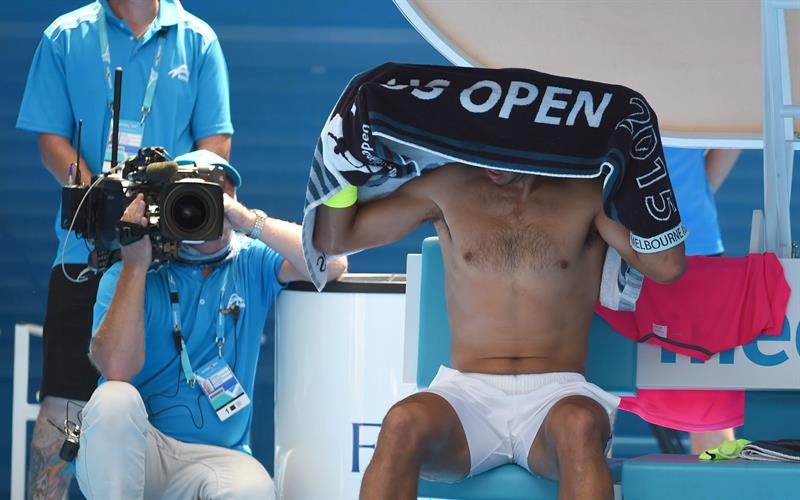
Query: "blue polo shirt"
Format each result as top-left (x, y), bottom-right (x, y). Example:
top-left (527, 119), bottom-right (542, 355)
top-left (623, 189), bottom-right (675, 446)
top-left (664, 147), bottom-right (724, 256)
top-left (92, 237), bottom-right (284, 452)
top-left (17, 0), bottom-right (233, 267)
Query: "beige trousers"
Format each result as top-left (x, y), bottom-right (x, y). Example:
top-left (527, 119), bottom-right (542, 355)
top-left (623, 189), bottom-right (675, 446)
top-left (75, 381), bottom-right (275, 500)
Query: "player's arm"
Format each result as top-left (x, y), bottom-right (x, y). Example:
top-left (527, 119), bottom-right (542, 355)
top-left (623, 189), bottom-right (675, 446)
top-left (594, 208), bottom-right (686, 284)
top-left (313, 173), bottom-right (440, 255)
top-left (266, 217), bottom-right (348, 283)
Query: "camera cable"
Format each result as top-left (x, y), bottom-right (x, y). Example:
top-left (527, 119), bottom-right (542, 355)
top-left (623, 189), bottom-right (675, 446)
top-left (144, 262), bottom-right (243, 431)
top-left (61, 174), bottom-right (107, 283)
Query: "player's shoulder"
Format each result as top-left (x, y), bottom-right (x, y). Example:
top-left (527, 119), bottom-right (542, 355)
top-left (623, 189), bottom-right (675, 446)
top-left (44, 2), bottom-right (100, 41)
top-left (399, 163), bottom-right (455, 198)
top-left (562, 176), bottom-right (604, 216)
top-left (404, 164), bottom-right (482, 202)
top-left (417, 162), bottom-right (474, 186)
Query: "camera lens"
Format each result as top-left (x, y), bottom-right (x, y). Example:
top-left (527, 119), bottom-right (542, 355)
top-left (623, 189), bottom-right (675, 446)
top-left (160, 180), bottom-right (224, 242)
top-left (171, 195), bottom-right (206, 231)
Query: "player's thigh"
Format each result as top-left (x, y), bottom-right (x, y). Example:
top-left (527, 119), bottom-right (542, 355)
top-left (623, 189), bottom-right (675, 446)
top-left (527, 395), bottom-right (611, 479)
top-left (379, 392), bottom-right (470, 481)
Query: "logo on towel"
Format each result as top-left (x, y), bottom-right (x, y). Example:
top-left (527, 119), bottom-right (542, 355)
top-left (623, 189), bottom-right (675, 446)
top-left (168, 64), bottom-right (189, 82)
top-left (630, 224), bottom-right (688, 254)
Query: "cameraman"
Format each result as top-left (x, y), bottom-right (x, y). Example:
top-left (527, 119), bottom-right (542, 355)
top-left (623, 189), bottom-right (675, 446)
top-left (74, 151), bottom-right (346, 499)
top-left (17, 1), bottom-right (233, 496)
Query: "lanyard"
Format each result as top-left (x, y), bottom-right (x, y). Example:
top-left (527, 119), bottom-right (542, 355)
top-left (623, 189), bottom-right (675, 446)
top-left (97, 3), bottom-right (167, 124)
top-left (166, 265), bottom-right (232, 386)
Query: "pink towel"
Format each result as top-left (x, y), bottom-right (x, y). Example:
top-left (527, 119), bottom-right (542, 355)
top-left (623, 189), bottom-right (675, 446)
top-left (619, 389), bottom-right (745, 432)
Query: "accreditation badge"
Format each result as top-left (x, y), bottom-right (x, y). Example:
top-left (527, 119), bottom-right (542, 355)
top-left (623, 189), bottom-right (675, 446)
top-left (102, 119), bottom-right (144, 172)
top-left (195, 359), bottom-right (251, 422)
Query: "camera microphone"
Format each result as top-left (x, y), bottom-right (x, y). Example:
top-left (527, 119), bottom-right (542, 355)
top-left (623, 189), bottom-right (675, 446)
top-left (144, 161), bottom-right (179, 185)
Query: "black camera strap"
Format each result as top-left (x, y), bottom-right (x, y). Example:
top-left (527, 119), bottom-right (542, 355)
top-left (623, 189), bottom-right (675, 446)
top-left (119, 220), bottom-right (150, 246)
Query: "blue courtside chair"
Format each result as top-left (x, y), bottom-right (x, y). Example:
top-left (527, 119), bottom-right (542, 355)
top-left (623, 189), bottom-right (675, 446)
top-left (416, 237), bottom-right (636, 499)
top-left (622, 364), bottom-right (800, 498)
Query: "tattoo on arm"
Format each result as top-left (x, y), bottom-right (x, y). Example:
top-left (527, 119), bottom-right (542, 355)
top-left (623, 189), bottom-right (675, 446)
top-left (28, 413), bottom-right (72, 500)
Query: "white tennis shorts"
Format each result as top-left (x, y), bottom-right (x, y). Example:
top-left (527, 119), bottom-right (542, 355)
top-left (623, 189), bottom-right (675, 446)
top-left (423, 365), bottom-right (620, 479)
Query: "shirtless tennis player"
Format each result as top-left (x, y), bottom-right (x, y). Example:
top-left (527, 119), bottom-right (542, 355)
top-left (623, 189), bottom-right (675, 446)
top-left (314, 163), bottom-right (686, 500)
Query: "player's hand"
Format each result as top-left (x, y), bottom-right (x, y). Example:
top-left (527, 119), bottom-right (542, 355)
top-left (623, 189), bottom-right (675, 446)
top-left (120, 194), bottom-right (152, 270)
top-left (223, 193), bottom-right (256, 234)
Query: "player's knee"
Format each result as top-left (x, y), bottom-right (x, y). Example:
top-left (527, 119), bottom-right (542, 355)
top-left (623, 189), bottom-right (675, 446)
top-left (379, 402), bottom-right (428, 454)
top-left (548, 402), bottom-right (607, 448)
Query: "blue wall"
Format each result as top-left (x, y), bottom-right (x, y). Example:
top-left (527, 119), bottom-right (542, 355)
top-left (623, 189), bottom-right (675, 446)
top-left (0, 1), bottom-right (799, 498)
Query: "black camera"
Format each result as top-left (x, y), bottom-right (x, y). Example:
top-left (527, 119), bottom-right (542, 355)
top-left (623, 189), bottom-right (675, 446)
top-left (61, 147), bottom-right (226, 272)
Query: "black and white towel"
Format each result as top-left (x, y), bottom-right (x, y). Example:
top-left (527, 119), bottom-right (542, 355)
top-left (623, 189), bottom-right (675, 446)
top-left (301, 63), bottom-right (687, 306)
top-left (741, 440), bottom-right (800, 462)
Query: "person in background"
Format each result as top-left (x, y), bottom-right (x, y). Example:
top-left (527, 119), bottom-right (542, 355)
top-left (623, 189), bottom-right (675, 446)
top-left (16, 0), bottom-right (232, 497)
top-left (668, 148), bottom-right (740, 257)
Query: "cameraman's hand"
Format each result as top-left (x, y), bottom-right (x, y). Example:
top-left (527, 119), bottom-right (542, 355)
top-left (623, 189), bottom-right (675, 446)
top-left (120, 194), bottom-right (152, 269)
top-left (223, 193), bottom-right (256, 234)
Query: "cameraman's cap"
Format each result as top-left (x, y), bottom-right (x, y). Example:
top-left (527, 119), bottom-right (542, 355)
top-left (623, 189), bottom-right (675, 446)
top-left (174, 150), bottom-right (242, 188)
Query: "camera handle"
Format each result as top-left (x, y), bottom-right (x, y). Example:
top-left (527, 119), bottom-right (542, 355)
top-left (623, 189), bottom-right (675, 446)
top-left (119, 221), bottom-right (150, 246)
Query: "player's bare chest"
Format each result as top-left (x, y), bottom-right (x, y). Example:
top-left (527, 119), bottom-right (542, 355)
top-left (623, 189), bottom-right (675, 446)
top-left (437, 203), bottom-right (580, 273)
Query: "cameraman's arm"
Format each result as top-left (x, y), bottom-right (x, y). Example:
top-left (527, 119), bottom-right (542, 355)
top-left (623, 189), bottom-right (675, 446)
top-left (37, 133), bottom-right (92, 185)
top-left (263, 216), bottom-right (347, 283)
top-left (90, 194), bottom-right (151, 381)
top-left (223, 195), bottom-right (347, 283)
